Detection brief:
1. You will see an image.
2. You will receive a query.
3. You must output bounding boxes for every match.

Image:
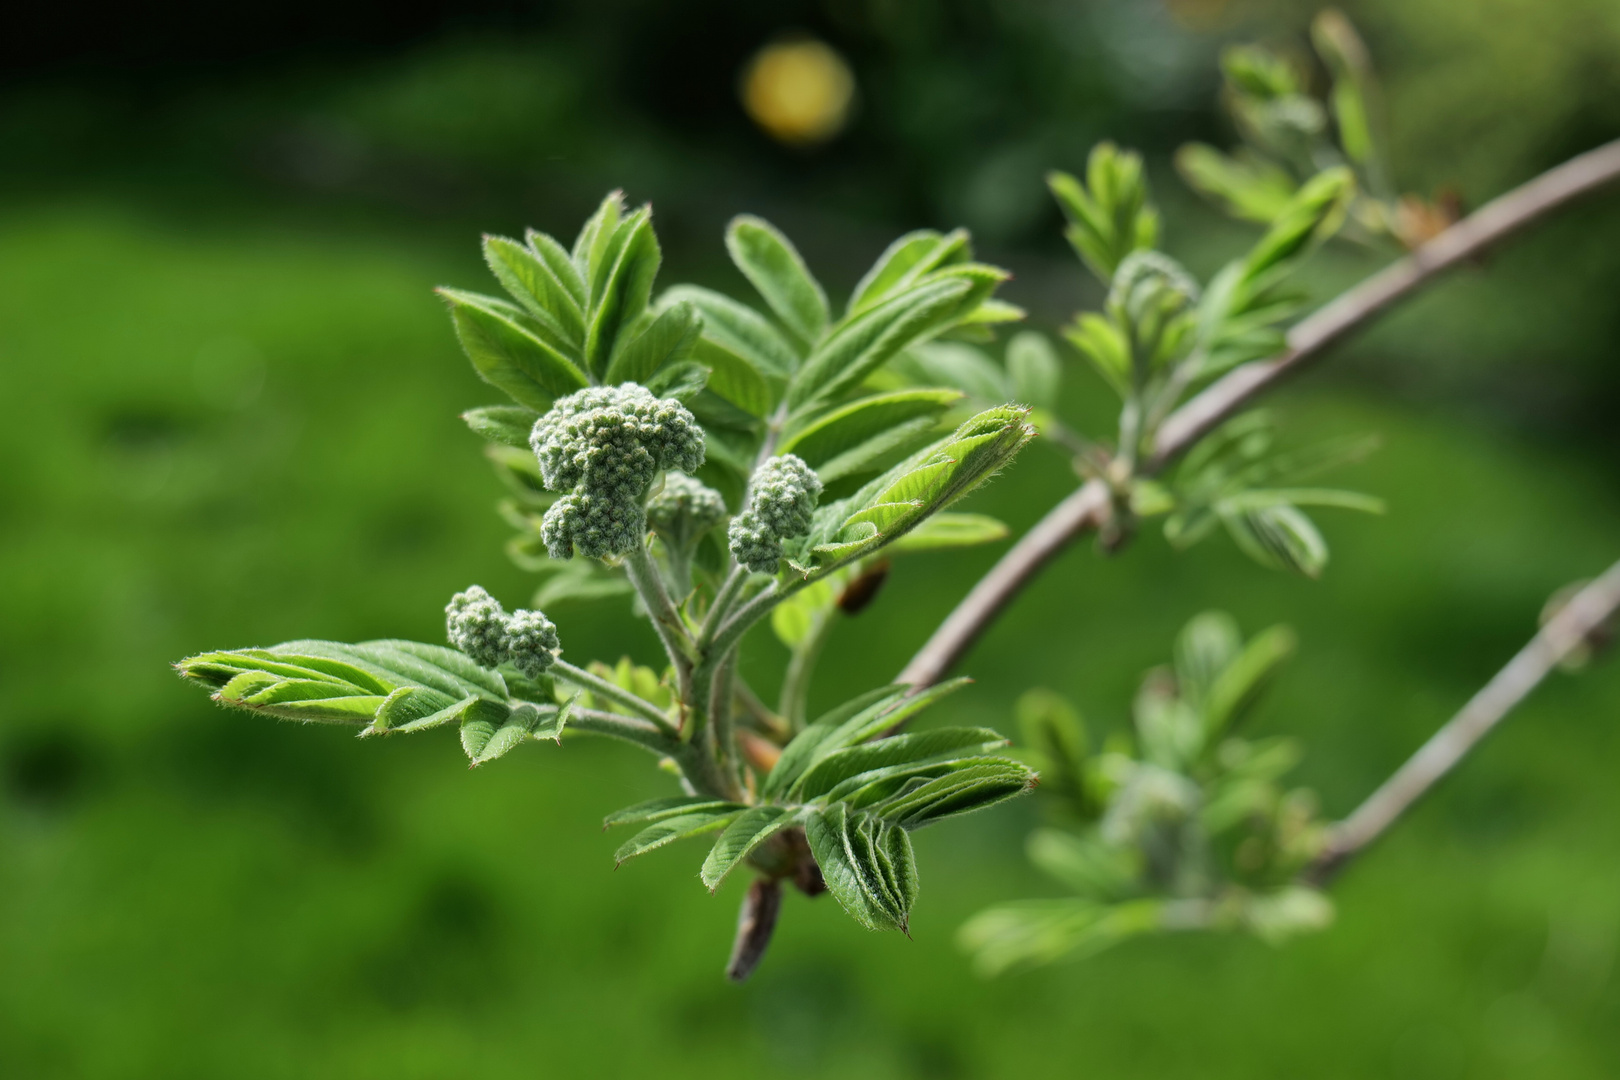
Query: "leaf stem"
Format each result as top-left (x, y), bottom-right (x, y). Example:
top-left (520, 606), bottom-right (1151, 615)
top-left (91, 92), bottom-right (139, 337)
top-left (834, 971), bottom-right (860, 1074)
top-left (699, 566), bottom-right (751, 647)
top-left (779, 607), bottom-right (837, 730)
top-left (569, 707), bottom-right (680, 754)
top-left (552, 660), bottom-right (676, 734)
top-left (624, 542), bottom-right (696, 701)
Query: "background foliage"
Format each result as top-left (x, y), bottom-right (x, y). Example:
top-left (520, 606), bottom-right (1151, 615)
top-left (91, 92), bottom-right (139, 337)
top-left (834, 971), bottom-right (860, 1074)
top-left (3, 0), bottom-right (1620, 1076)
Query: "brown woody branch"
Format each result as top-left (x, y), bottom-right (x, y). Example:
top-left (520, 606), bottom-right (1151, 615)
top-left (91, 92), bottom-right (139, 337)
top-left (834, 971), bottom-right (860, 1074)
top-left (1307, 558), bottom-right (1620, 885)
top-left (897, 137), bottom-right (1620, 691)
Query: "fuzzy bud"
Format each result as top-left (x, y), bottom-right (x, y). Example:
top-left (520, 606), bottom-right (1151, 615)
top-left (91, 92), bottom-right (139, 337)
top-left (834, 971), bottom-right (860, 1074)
top-left (529, 384), bottom-right (706, 560)
top-left (728, 454), bottom-right (823, 574)
top-left (502, 608), bottom-right (561, 678)
top-left (647, 472), bottom-right (727, 553)
top-left (445, 585), bottom-right (561, 676)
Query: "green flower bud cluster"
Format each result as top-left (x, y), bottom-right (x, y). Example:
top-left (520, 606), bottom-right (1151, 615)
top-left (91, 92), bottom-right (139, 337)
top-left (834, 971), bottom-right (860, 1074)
top-left (445, 585), bottom-right (560, 678)
top-left (728, 454), bottom-right (823, 574)
top-left (529, 384), bottom-right (706, 560)
top-left (646, 472), bottom-right (727, 553)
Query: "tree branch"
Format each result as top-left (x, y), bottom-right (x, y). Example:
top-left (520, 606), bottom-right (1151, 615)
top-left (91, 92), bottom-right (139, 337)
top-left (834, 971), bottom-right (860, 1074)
top-left (897, 137), bottom-right (1620, 691)
top-left (1307, 558), bottom-right (1620, 885)
top-left (896, 480), bottom-right (1111, 688)
top-left (1151, 137), bottom-right (1620, 467)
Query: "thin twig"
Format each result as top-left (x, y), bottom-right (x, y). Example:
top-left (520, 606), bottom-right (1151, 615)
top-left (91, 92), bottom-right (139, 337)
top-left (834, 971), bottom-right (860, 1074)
top-left (897, 137), bottom-right (1620, 691)
top-left (1151, 137), bottom-right (1620, 467)
top-left (552, 659), bottom-right (676, 733)
top-left (1307, 558), bottom-right (1620, 885)
top-left (569, 707), bottom-right (680, 754)
top-left (896, 480), bottom-right (1111, 689)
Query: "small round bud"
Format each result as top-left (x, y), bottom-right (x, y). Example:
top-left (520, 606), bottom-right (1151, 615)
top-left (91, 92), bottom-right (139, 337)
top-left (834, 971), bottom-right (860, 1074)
top-left (446, 585), bottom-right (508, 668)
top-left (502, 608), bottom-right (561, 678)
top-left (528, 384), bottom-right (706, 560)
top-left (728, 454), bottom-right (823, 574)
top-left (647, 472), bottom-right (727, 552)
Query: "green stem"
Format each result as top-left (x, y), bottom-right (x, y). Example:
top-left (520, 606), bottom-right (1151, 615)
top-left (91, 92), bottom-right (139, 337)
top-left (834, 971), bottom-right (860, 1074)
top-left (624, 543), bottom-right (696, 703)
top-left (569, 707), bottom-right (680, 755)
top-left (709, 649), bottom-right (743, 794)
top-left (699, 566), bottom-right (750, 647)
top-left (553, 660), bottom-right (676, 734)
top-left (706, 578), bottom-right (794, 663)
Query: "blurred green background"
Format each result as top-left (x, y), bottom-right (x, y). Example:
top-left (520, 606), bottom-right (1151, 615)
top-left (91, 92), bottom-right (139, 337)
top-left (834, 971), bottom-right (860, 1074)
top-left (3, 0), bottom-right (1620, 1076)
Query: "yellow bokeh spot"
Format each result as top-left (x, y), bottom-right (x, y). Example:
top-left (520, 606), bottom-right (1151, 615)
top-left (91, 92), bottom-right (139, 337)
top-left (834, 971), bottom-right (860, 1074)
top-left (741, 38), bottom-right (856, 146)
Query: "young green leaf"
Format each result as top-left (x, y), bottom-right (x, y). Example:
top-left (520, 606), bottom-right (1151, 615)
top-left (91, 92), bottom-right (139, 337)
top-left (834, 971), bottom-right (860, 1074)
top-left (1223, 503), bottom-right (1330, 577)
top-left (604, 300), bottom-right (701, 385)
top-left (700, 806), bottom-right (798, 890)
top-left (604, 797), bottom-right (748, 829)
top-left (584, 208), bottom-right (661, 377)
top-left (787, 269), bottom-right (1004, 411)
top-left (1005, 331), bottom-right (1061, 409)
top-left (805, 803), bottom-right (905, 931)
top-left (846, 228), bottom-right (971, 318)
top-left (483, 235), bottom-right (586, 353)
top-left (524, 228), bottom-right (588, 309)
top-left (1202, 624), bottom-right (1296, 738)
top-left (725, 215), bottom-right (829, 347)
top-left (461, 700), bottom-right (568, 766)
top-left (792, 728), bottom-right (1010, 801)
top-left (660, 284), bottom-right (800, 374)
top-left (779, 389), bottom-right (964, 466)
top-left (614, 810), bottom-right (740, 866)
top-left (1048, 143), bottom-right (1160, 284)
top-left (1173, 144), bottom-right (1298, 223)
top-left (461, 405), bottom-right (540, 448)
top-left (887, 513), bottom-right (1009, 554)
top-left (439, 289), bottom-right (589, 410)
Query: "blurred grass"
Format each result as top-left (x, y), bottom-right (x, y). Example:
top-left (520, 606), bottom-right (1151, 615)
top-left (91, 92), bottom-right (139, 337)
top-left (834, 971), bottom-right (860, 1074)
top-left (1, 192), bottom-right (1618, 1079)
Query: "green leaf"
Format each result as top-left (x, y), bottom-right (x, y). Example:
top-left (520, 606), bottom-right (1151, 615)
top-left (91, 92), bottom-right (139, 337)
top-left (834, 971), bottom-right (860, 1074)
top-left (572, 190), bottom-right (624, 279)
top-left (645, 360), bottom-right (711, 402)
top-left (440, 289), bottom-right (589, 410)
top-left (790, 406), bottom-right (1034, 574)
top-left (1223, 503), bottom-right (1330, 577)
top-left (660, 285), bottom-right (799, 375)
top-left (805, 803), bottom-right (905, 931)
top-left (847, 228), bottom-right (971, 317)
top-left (461, 698), bottom-right (573, 766)
top-left (613, 810), bottom-right (740, 866)
top-left (605, 300), bottom-right (700, 385)
top-left (483, 234), bottom-right (586, 354)
top-left (1173, 611), bottom-right (1243, 710)
top-left (1016, 689), bottom-right (1088, 812)
top-left (887, 512), bottom-right (1009, 554)
top-left (1222, 488), bottom-right (1386, 515)
top-left (1047, 143), bottom-right (1160, 284)
top-left (584, 208), bottom-right (661, 378)
top-left (725, 215), bottom-right (829, 348)
top-left (1026, 829), bottom-right (1138, 898)
top-left (812, 417), bottom-right (943, 493)
top-left (1064, 312), bottom-right (1131, 397)
top-left (762, 686), bottom-right (911, 799)
top-left (1242, 168), bottom-right (1355, 282)
top-left (958, 898), bottom-right (1165, 976)
top-left (780, 389), bottom-right (964, 466)
top-left (1005, 331), bottom-right (1061, 409)
top-left (524, 228), bottom-right (589, 310)
top-left (1202, 624), bottom-right (1296, 738)
top-left (177, 639), bottom-right (509, 729)
top-left (700, 806), bottom-right (798, 890)
top-left (793, 728), bottom-right (1010, 800)
top-left (789, 270), bottom-right (1004, 411)
top-left (604, 797), bottom-right (748, 829)
top-left (461, 405), bottom-right (539, 448)
top-left (1173, 144), bottom-right (1298, 223)
top-left (895, 341), bottom-right (1013, 403)
top-left (872, 759), bottom-right (1037, 827)
top-left (692, 337), bottom-right (774, 417)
